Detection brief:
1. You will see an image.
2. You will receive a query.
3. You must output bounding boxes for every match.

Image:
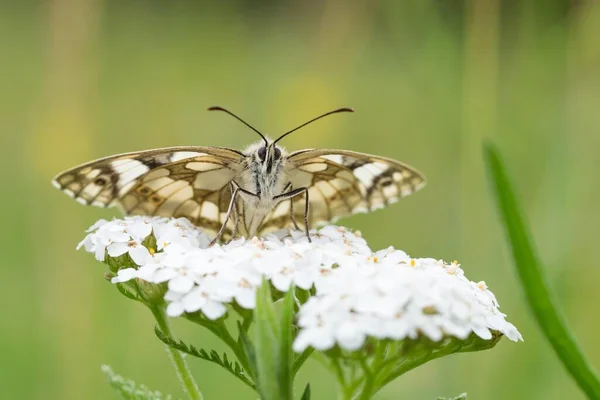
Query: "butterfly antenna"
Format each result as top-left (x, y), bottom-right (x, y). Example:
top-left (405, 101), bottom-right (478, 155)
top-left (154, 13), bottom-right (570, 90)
top-left (208, 106), bottom-right (268, 146)
top-left (274, 108), bottom-right (354, 144)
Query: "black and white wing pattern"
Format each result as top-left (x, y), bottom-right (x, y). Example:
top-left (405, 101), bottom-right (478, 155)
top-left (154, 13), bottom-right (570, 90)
top-left (258, 149), bottom-right (426, 234)
top-left (52, 146), bottom-right (245, 236)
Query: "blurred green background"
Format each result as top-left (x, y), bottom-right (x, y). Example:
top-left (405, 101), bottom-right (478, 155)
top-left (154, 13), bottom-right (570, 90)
top-left (2, 1), bottom-right (599, 399)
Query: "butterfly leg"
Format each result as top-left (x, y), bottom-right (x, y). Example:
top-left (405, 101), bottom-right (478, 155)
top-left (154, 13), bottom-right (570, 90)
top-left (289, 196), bottom-right (300, 231)
top-left (228, 203), bottom-right (240, 243)
top-left (210, 187), bottom-right (241, 246)
top-left (282, 182), bottom-right (300, 230)
top-left (274, 187), bottom-right (310, 242)
top-left (210, 185), bottom-right (258, 246)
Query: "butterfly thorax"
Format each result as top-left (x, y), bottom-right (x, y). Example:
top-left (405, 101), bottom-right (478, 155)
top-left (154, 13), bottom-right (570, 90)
top-left (238, 140), bottom-right (289, 235)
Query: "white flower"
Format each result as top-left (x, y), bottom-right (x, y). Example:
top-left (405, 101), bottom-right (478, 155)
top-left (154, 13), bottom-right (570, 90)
top-left (293, 256), bottom-right (523, 352)
top-left (165, 278), bottom-right (229, 319)
top-left (107, 240), bottom-right (152, 265)
top-left (80, 216), bottom-right (211, 264)
top-left (80, 217), bottom-right (521, 349)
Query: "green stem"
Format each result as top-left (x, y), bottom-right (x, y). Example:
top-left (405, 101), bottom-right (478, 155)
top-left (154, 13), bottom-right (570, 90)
top-left (357, 358), bottom-right (374, 400)
top-left (292, 348), bottom-right (314, 377)
top-left (150, 306), bottom-right (203, 400)
top-left (240, 313), bottom-right (254, 334)
top-left (331, 357), bottom-right (350, 400)
top-left (347, 375), bottom-right (364, 398)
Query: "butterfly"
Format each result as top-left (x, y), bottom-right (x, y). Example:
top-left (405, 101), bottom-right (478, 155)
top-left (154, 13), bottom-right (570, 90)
top-left (52, 107), bottom-right (426, 244)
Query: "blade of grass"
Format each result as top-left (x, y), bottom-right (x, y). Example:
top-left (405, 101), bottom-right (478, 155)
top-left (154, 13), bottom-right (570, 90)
top-left (484, 142), bottom-right (600, 400)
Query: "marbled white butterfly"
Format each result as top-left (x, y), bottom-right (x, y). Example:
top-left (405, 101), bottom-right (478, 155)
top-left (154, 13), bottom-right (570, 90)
top-left (52, 107), bottom-right (426, 244)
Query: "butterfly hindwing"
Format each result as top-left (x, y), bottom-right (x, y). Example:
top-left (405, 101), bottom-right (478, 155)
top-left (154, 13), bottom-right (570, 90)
top-left (258, 149), bottom-right (426, 234)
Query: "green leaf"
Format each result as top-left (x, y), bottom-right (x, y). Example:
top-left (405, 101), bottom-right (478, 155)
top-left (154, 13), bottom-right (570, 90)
top-left (101, 364), bottom-right (176, 400)
top-left (277, 287), bottom-right (295, 397)
top-left (300, 383), bottom-right (311, 400)
top-left (154, 327), bottom-right (255, 391)
top-left (237, 320), bottom-right (258, 382)
top-left (292, 348), bottom-right (314, 377)
top-left (484, 142), bottom-right (600, 400)
top-left (252, 281), bottom-right (285, 400)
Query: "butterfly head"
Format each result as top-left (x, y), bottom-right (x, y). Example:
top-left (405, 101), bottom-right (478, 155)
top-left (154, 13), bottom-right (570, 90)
top-left (247, 140), bottom-right (287, 175)
top-left (209, 105), bottom-right (354, 177)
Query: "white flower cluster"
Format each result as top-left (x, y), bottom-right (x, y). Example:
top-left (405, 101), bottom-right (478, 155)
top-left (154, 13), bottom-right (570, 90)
top-left (293, 251), bottom-right (523, 352)
top-left (77, 216), bottom-right (210, 264)
top-left (79, 216), bottom-right (522, 351)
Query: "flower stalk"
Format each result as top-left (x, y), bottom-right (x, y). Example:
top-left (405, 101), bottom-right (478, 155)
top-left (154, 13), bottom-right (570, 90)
top-left (149, 305), bottom-right (203, 400)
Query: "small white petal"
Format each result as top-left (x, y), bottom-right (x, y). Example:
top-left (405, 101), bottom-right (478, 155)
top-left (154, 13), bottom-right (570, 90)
top-left (86, 219), bottom-right (109, 232)
top-left (181, 288), bottom-right (207, 313)
top-left (166, 302), bottom-right (185, 317)
top-left (107, 242), bottom-right (129, 257)
top-left (111, 268), bottom-right (138, 283)
top-left (164, 290), bottom-right (184, 302)
top-left (271, 273), bottom-right (293, 292)
top-left (168, 275), bottom-right (195, 293)
top-left (94, 245), bottom-right (106, 261)
top-left (129, 246), bottom-right (151, 265)
top-left (202, 300), bottom-right (227, 320)
top-left (77, 235), bottom-right (94, 251)
top-left (503, 322), bottom-right (523, 342)
top-left (127, 220), bottom-right (153, 239)
top-left (335, 322), bottom-right (366, 351)
top-left (472, 325), bottom-right (493, 340)
top-left (105, 231), bottom-right (131, 243)
top-left (152, 267), bottom-right (178, 283)
top-left (236, 289), bottom-right (257, 309)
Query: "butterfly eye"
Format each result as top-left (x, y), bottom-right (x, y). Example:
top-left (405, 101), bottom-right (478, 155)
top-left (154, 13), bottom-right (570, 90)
top-left (274, 147), bottom-right (282, 160)
top-left (258, 146), bottom-right (267, 161)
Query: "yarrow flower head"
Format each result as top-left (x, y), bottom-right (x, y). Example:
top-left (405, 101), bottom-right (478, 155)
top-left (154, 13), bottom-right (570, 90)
top-left (293, 254), bottom-right (522, 352)
top-left (80, 216), bottom-right (522, 353)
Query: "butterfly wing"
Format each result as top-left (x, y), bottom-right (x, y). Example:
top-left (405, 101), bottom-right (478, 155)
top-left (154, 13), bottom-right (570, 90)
top-left (52, 146), bottom-right (246, 236)
top-left (258, 149), bottom-right (426, 234)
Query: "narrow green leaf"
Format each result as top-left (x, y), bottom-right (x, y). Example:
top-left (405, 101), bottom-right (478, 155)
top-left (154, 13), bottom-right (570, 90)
top-left (484, 142), bottom-right (600, 399)
top-left (292, 348), bottom-right (313, 377)
top-left (255, 280), bottom-right (279, 336)
top-left (237, 320), bottom-right (258, 382)
top-left (277, 287), bottom-right (295, 399)
top-left (252, 281), bottom-right (281, 400)
top-left (300, 383), bottom-right (311, 400)
top-left (154, 327), bottom-right (255, 391)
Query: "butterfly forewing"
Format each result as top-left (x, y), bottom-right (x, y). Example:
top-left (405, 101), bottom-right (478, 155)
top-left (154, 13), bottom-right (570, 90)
top-left (258, 149), bottom-right (426, 234)
top-left (52, 146), bottom-right (246, 237)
